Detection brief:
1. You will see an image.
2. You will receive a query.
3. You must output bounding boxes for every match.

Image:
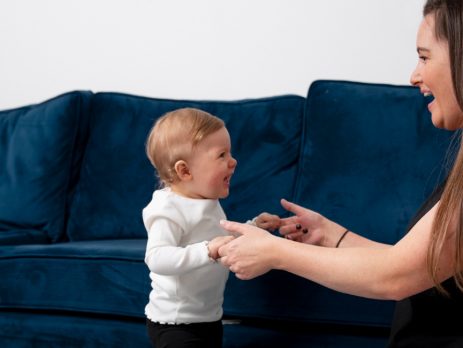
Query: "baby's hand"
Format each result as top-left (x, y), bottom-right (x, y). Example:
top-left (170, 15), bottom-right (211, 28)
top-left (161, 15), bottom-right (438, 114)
top-left (254, 212), bottom-right (281, 232)
top-left (207, 235), bottom-right (235, 261)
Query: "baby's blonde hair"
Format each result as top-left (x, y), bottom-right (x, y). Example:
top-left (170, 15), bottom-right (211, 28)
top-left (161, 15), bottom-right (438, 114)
top-left (146, 108), bottom-right (225, 186)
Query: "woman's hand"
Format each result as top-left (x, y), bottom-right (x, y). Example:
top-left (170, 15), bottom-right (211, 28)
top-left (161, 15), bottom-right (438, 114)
top-left (278, 199), bottom-right (327, 246)
top-left (218, 221), bottom-right (277, 280)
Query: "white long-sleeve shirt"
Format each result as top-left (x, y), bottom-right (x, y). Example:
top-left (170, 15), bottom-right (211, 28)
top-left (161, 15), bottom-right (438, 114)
top-left (142, 187), bottom-right (229, 324)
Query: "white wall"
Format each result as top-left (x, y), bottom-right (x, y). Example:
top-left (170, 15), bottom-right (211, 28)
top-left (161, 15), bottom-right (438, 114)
top-left (0, 0), bottom-right (424, 110)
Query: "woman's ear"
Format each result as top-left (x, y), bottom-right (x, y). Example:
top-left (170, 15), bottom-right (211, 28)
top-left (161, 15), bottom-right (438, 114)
top-left (174, 160), bottom-right (192, 181)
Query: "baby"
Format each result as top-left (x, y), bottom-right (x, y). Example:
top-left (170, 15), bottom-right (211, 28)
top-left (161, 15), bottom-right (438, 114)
top-left (143, 107), bottom-right (269, 348)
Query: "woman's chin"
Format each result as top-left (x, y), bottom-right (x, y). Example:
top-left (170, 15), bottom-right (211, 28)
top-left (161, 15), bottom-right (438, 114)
top-left (431, 113), bottom-right (446, 129)
top-left (433, 116), bottom-right (463, 131)
top-left (431, 105), bottom-right (463, 130)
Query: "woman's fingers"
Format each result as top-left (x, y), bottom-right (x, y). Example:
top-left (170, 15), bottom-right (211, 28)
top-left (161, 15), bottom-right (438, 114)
top-left (221, 220), bottom-right (252, 236)
top-left (280, 198), bottom-right (307, 215)
top-left (221, 220), bottom-right (269, 240)
top-left (220, 255), bottom-right (230, 266)
top-left (279, 219), bottom-right (306, 236)
top-left (279, 216), bottom-right (298, 226)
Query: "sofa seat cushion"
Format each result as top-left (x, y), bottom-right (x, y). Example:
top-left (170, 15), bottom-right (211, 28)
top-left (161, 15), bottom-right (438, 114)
top-left (0, 239), bottom-right (150, 317)
top-left (67, 93), bottom-right (305, 241)
top-left (0, 91), bottom-right (92, 243)
top-left (0, 230), bottom-right (49, 246)
top-left (0, 311), bottom-right (150, 348)
top-left (224, 270), bottom-right (395, 328)
top-left (0, 312), bottom-right (388, 348)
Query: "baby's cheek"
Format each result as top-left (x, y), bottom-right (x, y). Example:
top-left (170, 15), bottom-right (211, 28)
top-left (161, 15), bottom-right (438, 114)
top-left (210, 173), bottom-right (225, 186)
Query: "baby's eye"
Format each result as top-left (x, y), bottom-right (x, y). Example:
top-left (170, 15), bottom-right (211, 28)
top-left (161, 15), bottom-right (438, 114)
top-left (219, 152), bottom-right (226, 158)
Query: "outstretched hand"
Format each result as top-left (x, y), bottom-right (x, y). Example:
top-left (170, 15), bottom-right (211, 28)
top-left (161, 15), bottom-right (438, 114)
top-left (278, 199), bottom-right (325, 245)
top-left (218, 220), bottom-right (277, 280)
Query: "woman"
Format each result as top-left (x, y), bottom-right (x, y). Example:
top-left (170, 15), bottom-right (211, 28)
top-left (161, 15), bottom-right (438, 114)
top-left (218, 0), bottom-right (463, 346)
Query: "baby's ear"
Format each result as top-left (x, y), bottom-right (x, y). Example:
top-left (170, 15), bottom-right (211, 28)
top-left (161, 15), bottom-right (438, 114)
top-left (174, 160), bottom-right (192, 181)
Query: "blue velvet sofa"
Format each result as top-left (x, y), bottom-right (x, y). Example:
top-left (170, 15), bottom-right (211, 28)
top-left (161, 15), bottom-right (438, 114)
top-left (0, 80), bottom-right (453, 347)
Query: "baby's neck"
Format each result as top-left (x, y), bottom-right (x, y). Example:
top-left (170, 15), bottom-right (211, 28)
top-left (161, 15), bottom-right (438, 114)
top-left (169, 184), bottom-right (205, 200)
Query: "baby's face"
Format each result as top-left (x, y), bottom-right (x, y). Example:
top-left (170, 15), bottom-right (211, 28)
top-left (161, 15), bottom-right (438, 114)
top-left (186, 127), bottom-right (237, 199)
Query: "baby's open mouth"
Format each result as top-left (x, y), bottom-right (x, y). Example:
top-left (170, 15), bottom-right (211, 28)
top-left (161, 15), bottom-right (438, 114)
top-left (224, 173), bottom-right (233, 185)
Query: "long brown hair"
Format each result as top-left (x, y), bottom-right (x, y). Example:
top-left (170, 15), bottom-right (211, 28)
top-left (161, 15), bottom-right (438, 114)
top-left (424, 0), bottom-right (463, 294)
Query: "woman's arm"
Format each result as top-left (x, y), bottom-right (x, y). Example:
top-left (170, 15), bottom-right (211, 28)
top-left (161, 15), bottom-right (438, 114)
top-left (219, 202), bottom-right (456, 301)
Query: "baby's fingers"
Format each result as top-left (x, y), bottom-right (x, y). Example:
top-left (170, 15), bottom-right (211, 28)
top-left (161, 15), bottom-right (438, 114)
top-left (220, 235), bottom-right (235, 245)
top-left (256, 212), bottom-right (278, 223)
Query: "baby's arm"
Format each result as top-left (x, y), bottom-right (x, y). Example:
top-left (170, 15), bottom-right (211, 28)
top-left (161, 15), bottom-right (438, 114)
top-left (249, 212), bottom-right (281, 232)
top-left (145, 218), bottom-right (216, 275)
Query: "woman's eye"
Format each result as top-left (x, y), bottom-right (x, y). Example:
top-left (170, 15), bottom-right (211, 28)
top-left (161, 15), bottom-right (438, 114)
top-left (419, 56), bottom-right (428, 62)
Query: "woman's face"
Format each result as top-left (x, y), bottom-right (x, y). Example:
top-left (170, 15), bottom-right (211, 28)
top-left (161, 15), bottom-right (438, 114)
top-left (410, 14), bottom-right (463, 130)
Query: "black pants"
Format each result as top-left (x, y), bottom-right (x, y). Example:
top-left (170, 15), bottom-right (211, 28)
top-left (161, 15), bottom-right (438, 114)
top-left (146, 318), bottom-right (223, 348)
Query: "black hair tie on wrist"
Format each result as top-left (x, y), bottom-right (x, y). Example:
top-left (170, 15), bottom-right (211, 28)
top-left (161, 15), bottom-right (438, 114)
top-left (335, 229), bottom-right (349, 248)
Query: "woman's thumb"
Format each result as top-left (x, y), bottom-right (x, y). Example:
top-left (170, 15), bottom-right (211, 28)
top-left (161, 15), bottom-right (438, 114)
top-left (281, 198), bottom-right (304, 215)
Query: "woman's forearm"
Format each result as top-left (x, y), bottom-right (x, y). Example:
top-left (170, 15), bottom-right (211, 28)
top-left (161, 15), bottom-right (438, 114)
top-left (332, 228), bottom-right (390, 249)
top-left (220, 203), bottom-right (452, 301)
top-left (270, 236), bottom-right (430, 300)
top-left (319, 219), bottom-right (390, 249)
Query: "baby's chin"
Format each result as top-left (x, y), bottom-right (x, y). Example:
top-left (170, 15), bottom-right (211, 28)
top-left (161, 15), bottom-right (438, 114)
top-left (201, 192), bottom-right (229, 200)
top-left (218, 190), bottom-right (230, 199)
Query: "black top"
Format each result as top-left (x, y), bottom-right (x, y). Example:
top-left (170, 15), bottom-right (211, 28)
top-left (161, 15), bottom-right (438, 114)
top-left (388, 183), bottom-right (463, 347)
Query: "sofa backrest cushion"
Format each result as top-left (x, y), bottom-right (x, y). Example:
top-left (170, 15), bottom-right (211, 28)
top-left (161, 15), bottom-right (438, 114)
top-left (223, 80), bottom-right (453, 328)
top-left (295, 80), bottom-right (452, 242)
top-left (0, 91), bottom-right (92, 243)
top-left (66, 93), bottom-right (305, 241)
